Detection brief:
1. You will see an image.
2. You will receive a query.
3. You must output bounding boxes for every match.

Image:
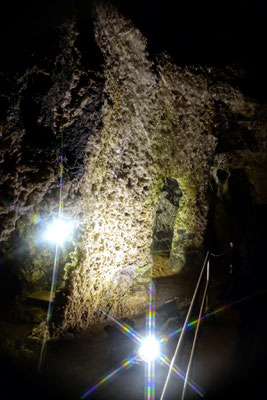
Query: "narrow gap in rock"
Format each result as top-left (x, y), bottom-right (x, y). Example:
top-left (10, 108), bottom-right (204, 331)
top-left (151, 178), bottom-right (182, 277)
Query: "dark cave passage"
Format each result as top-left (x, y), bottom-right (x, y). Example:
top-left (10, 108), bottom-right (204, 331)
top-left (151, 178), bottom-right (182, 255)
top-left (205, 167), bottom-right (255, 254)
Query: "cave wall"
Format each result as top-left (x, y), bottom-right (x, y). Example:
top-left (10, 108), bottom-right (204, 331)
top-left (0, 20), bottom-right (105, 302)
top-left (0, 2), bottom-right (266, 337)
top-left (56, 4), bottom-right (219, 334)
top-left (55, 4), bottom-right (267, 335)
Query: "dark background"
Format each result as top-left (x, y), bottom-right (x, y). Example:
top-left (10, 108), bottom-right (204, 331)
top-left (0, 0), bottom-right (267, 100)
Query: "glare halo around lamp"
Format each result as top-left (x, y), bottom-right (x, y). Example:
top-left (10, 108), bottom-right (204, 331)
top-left (44, 217), bottom-right (74, 245)
top-left (139, 336), bottom-right (160, 363)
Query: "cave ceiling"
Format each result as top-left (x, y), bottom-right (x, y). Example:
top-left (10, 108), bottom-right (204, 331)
top-left (1, 0), bottom-right (267, 95)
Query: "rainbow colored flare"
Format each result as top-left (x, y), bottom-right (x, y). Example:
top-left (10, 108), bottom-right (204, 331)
top-left (38, 134), bottom-right (64, 371)
top-left (30, 213), bottom-right (42, 224)
top-left (145, 281), bottom-right (156, 400)
top-left (159, 354), bottom-right (204, 397)
top-left (101, 310), bottom-right (143, 343)
top-left (159, 304), bottom-right (230, 343)
top-left (81, 355), bottom-right (137, 398)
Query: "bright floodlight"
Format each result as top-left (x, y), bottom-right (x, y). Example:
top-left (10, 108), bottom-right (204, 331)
top-left (44, 218), bottom-right (74, 245)
top-left (139, 336), bottom-right (160, 363)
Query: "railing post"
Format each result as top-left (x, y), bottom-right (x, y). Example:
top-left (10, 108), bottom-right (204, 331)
top-left (181, 275), bottom-right (210, 400)
top-left (159, 251), bottom-right (210, 400)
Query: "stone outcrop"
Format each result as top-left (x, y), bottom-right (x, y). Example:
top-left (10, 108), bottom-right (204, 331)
top-left (0, 20), bottom-right (105, 297)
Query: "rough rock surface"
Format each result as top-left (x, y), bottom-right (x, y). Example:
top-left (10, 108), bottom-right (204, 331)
top-left (0, 3), bottom-right (266, 338)
top-left (0, 20), bottom-right (104, 296)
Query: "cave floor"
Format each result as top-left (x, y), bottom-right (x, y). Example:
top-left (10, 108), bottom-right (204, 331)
top-left (2, 255), bottom-right (265, 400)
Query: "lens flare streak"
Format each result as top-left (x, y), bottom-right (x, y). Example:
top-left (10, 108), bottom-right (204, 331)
top-left (145, 281), bottom-right (156, 400)
top-left (159, 304), bottom-right (230, 343)
top-left (81, 355), bottom-right (137, 399)
top-left (160, 290), bottom-right (267, 345)
top-left (84, 289), bottom-right (205, 399)
top-left (38, 133), bottom-right (64, 371)
top-left (159, 354), bottom-right (204, 397)
top-left (59, 137), bottom-right (64, 218)
top-left (81, 286), bottom-right (267, 397)
top-left (101, 310), bottom-right (143, 343)
top-left (146, 360), bottom-right (153, 400)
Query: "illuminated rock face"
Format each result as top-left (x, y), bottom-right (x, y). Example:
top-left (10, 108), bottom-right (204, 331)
top-left (56, 4), bottom-right (267, 335)
top-left (0, 20), bottom-right (105, 299)
top-left (0, 4), bottom-right (266, 336)
top-left (56, 5), bottom-right (218, 334)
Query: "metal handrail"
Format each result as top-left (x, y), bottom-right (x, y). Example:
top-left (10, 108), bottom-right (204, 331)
top-left (159, 251), bottom-right (210, 400)
top-left (160, 243), bottom-right (234, 399)
top-left (210, 242), bottom-right (233, 258)
top-left (181, 260), bottom-right (210, 400)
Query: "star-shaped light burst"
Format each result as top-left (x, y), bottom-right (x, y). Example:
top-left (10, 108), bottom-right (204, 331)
top-left (44, 217), bottom-right (74, 246)
top-left (81, 279), bottom-right (205, 400)
top-left (139, 336), bottom-right (160, 363)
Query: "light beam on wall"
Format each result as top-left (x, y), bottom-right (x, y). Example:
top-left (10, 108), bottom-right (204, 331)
top-left (139, 336), bottom-right (160, 363)
top-left (44, 218), bottom-right (74, 245)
